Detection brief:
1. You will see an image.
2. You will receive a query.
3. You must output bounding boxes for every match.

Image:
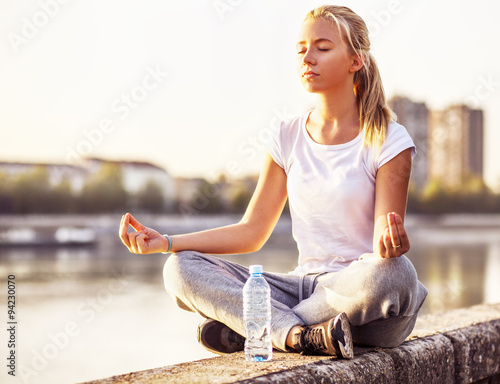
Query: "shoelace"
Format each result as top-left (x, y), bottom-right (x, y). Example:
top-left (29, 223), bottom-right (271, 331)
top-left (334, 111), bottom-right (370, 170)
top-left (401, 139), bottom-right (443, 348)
top-left (301, 327), bottom-right (327, 354)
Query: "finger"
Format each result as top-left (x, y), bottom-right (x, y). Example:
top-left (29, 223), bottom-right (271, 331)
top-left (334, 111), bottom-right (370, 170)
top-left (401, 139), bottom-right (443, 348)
top-left (127, 214), bottom-right (146, 232)
top-left (119, 214), bottom-right (131, 248)
top-left (135, 231), bottom-right (150, 253)
top-left (127, 230), bottom-right (142, 254)
top-left (378, 233), bottom-right (387, 258)
top-left (395, 214), bottom-right (408, 240)
top-left (393, 214), bottom-right (410, 254)
top-left (384, 228), bottom-right (401, 257)
top-left (383, 228), bottom-right (397, 258)
top-left (397, 225), bottom-right (410, 254)
top-left (132, 230), bottom-right (151, 254)
top-left (387, 213), bottom-right (401, 248)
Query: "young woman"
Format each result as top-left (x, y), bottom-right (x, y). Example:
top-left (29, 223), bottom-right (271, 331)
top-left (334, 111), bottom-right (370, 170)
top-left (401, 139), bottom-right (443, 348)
top-left (119, 5), bottom-right (427, 359)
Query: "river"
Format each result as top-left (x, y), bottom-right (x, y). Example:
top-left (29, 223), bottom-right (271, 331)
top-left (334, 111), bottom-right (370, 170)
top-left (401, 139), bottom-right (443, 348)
top-left (0, 213), bottom-right (499, 384)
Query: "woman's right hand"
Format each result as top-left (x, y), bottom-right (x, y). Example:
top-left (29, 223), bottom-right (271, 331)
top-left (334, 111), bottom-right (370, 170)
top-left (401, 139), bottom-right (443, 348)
top-left (119, 213), bottom-right (169, 254)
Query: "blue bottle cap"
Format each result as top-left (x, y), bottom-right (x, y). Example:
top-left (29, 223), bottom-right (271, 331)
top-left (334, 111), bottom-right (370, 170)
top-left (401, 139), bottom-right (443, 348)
top-left (249, 265), bottom-right (263, 274)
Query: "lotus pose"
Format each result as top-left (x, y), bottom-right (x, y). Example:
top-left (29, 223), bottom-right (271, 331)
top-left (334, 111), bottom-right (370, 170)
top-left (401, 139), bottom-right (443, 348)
top-left (119, 5), bottom-right (428, 359)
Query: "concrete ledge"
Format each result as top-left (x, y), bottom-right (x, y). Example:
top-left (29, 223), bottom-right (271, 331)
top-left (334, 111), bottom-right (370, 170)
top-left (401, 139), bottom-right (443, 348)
top-left (82, 303), bottom-right (500, 384)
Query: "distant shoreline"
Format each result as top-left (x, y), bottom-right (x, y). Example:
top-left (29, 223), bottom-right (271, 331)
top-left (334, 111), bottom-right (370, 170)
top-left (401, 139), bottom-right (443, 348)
top-left (1, 213), bottom-right (499, 244)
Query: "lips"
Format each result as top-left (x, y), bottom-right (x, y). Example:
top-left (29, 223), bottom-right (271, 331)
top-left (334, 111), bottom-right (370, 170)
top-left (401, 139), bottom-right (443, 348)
top-left (302, 71), bottom-right (318, 78)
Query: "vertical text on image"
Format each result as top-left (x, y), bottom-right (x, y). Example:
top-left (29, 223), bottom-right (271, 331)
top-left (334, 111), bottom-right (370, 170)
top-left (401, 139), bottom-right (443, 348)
top-left (7, 275), bottom-right (17, 377)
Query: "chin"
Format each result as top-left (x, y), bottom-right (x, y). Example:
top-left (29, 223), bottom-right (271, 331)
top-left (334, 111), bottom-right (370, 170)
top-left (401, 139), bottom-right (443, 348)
top-left (301, 81), bottom-right (325, 94)
top-left (301, 82), bottom-right (318, 93)
top-left (302, 86), bottom-right (323, 94)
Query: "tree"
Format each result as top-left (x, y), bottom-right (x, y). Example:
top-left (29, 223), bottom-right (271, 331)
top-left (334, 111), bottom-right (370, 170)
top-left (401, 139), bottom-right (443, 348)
top-left (79, 163), bottom-right (128, 213)
top-left (190, 180), bottom-right (224, 214)
top-left (11, 166), bottom-right (52, 213)
top-left (230, 185), bottom-right (253, 213)
top-left (420, 179), bottom-right (455, 214)
top-left (0, 171), bottom-right (14, 213)
top-left (136, 179), bottom-right (165, 213)
top-left (457, 174), bottom-right (495, 213)
top-left (51, 178), bottom-right (76, 213)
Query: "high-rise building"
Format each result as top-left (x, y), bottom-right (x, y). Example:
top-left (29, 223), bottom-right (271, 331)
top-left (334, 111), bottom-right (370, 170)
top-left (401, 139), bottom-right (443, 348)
top-left (428, 105), bottom-right (483, 188)
top-left (388, 96), bottom-right (429, 190)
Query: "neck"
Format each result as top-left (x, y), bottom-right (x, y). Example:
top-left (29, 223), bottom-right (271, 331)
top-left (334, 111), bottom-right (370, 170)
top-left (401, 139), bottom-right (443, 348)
top-left (307, 85), bottom-right (361, 145)
top-left (314, 84), bottom-right (359, 128)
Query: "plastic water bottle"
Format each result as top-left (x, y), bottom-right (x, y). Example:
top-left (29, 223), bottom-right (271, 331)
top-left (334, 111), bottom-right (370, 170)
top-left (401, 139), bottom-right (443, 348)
top-left (243, 264), bottom-right (272, 362)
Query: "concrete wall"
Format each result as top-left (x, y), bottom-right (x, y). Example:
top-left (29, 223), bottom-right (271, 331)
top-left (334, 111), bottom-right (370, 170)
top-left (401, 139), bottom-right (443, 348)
top-left (82, 303), bottom-right (500, 384)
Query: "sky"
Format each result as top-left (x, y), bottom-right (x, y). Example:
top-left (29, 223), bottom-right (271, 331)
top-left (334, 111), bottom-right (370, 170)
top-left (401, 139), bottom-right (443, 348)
top-left (1, 0), bottom-right (499, 189)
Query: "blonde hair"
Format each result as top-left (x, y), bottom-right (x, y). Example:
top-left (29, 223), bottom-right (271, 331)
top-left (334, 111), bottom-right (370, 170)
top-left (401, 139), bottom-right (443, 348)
top-left (304, 5), bottom-right (395, 149)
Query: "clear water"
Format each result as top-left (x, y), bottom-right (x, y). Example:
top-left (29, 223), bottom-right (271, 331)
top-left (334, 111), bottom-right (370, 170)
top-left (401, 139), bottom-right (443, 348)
top-left (243, 274), bottom-right (272, 362)
top-left (244, 320), bottom-right (272, 362)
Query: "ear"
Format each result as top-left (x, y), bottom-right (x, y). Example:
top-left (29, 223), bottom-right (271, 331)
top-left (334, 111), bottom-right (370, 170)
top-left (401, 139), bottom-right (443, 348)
top-left (349, 53), bottom-right (365, 73)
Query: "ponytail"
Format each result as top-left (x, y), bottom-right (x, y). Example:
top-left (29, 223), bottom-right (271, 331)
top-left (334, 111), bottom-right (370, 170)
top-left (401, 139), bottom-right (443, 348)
top-left (305, 5), bottom-right (395, 149)
top-left (355, 51), bottom-right (395, 149)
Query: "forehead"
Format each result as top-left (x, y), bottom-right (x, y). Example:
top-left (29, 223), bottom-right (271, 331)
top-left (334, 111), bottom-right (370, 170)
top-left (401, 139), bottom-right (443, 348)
top-left (297, 18), bottom-right (342, 44)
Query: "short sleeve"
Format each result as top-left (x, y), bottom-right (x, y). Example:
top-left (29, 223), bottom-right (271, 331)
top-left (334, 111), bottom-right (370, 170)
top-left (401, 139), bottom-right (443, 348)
top-left (377, 122), bottom-right (416, 169)
top-left (265, 120), bottom-right (285, 169)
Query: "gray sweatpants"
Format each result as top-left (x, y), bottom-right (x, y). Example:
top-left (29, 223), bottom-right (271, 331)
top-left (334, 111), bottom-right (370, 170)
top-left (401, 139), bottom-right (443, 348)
top-left (163, 251), bottom-right (428, 351)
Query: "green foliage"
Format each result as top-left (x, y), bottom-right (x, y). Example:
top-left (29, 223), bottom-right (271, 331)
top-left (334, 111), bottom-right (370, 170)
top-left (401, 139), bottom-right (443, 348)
top-left (189, 180), bottom-right (224, 214)
top-left (1, 168), bottom-right (80, 214)
top-left (0, 163), bottom-right (132, 214)
top-left (230, 185), bottom-right (253, 213)
top-left (52, 178), bottom-right (77, 213)
top-left (80, 163), bottom-right (128, 213)
top-left (11, 166), bottom-right (52, 213)
top-left (407, 175), bottom-right (499, 214)
top-left (1, 163), bottom-right (499, 215)
top-left (0, 171), bottom-right (14, 213)
top-left (136, 179), bottom-right (165, 213)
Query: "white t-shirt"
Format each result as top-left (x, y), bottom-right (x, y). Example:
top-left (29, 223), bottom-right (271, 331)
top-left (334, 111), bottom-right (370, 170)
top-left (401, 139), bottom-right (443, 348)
top-left (267, 112), bottom-right (416, 275)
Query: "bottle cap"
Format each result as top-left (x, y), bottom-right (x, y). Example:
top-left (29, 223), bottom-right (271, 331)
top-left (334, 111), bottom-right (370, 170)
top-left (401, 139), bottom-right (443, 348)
top-left (249, 265), bottom-right (263, 274)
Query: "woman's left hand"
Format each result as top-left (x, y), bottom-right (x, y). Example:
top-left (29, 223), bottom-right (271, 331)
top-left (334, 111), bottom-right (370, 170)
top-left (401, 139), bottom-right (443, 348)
top-left (376, 212), bottom-right (410, 258)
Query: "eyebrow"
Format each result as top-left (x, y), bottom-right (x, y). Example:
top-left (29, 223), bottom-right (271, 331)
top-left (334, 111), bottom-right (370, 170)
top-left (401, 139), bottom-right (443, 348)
top-left (296, 38), bottom-right (335, 46)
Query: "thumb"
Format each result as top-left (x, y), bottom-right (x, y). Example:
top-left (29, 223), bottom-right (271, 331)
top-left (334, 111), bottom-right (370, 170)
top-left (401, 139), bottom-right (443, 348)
top-left (127, 213), bottom-right (146, 232)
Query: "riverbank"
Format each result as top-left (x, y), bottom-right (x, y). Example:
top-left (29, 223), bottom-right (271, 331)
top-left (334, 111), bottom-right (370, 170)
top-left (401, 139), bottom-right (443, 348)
top-left (1, 212), bottom-right (500, 235)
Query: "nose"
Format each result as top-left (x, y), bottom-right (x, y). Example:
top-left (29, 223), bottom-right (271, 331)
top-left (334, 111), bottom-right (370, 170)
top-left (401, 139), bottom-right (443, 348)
top-left (302, 48), bottom-right (315, 66)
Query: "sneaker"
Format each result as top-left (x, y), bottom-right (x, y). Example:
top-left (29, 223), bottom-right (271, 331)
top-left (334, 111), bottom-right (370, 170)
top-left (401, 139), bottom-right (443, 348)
top-left (293, 312), bottom-right (354, 359)
top-left (197, 319), bottom-right (245, 355)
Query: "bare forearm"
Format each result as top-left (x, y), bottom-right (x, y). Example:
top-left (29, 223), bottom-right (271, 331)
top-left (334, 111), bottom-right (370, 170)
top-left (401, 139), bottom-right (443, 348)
top-left (169, 220), bottom-right (266, 255)
top-left (119, 155), bottom-right (287, 256)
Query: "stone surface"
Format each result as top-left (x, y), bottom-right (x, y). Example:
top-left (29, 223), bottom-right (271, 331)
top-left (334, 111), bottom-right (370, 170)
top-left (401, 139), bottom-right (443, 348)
top-left (236, 352), bottom-right (396, 384)
top-left (444, 320), bottom-right (500, 384)
top-left (384, 334), bottom-right (455, 384)
top-left (82, 352), bottom-right (333, 384)
top-left (410, 303), bottom-right (500, 339)
top-left (80, 303), bottom-right (500, 384)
